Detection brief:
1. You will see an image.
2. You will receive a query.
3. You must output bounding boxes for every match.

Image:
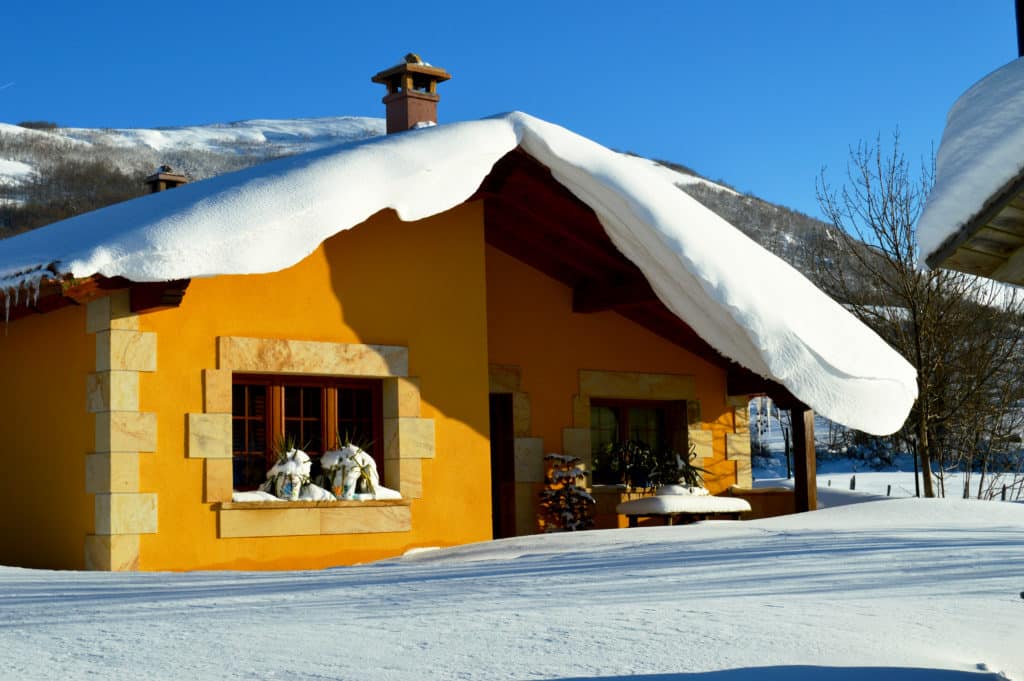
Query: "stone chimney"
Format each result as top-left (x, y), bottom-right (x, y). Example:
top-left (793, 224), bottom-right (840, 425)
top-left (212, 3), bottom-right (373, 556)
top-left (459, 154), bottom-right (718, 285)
top-left (371, 53), bottom-right (451, 134)
top-left (144, 165), bottom-right (188, 193)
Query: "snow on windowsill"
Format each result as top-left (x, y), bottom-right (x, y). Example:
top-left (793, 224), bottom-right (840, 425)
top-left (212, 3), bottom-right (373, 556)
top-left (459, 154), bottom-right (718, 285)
top-left (219, 499), bottom-right (411, 510)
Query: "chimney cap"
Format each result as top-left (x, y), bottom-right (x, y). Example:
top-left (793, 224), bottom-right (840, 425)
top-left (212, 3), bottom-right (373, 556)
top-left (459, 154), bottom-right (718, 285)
top-left (371, 55), bottom-right (451, 89)
top-left (144, 164), bottom-right (189, 192)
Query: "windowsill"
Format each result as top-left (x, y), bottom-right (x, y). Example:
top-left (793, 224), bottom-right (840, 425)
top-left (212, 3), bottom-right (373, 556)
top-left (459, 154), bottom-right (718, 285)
top-left (216, 498), bottom-right (412, 538)
top-left (217, 499), bottom-right (411, 511)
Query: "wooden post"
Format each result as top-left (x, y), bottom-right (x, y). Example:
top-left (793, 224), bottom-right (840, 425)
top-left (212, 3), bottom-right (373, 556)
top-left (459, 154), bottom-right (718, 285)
top-left (790, 407), bottom-right (817, 512)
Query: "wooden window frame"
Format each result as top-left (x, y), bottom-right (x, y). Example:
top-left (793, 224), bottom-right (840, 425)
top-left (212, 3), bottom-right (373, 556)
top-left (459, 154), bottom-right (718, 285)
top-left (590, 398), bottom-right (689, 454)
top-left (232, 374), bottom-right (384, 491)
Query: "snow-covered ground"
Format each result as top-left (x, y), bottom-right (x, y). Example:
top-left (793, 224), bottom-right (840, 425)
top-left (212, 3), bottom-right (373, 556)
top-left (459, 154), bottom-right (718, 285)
top-left (0, 498), bottom-right (1020, 680)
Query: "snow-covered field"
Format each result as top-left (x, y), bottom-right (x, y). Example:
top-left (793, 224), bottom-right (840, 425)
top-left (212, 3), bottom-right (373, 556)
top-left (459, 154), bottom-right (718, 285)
top-left (1, 497), bottom-right (1020, 680)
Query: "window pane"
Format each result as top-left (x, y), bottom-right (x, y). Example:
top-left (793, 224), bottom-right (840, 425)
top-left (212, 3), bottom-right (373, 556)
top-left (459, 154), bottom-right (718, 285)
top-left (303, 386), bottom-right (321, 418)
top-left (232, 419), bottom-right (245, 452)
top-left (284, 420), bottom-right (303, 448)
top-left (627, 407), bottom-right (664, 448)
top-left (590, 405), bottom-right (619, 456)
top-left (284, 386), bottom-right (301, 418)
top-left (249, 386), bottom-right (266, 418)
top-left (249, 421), bottom-right (266, 453)
top-left (232, 384), bottom-right (245, 415)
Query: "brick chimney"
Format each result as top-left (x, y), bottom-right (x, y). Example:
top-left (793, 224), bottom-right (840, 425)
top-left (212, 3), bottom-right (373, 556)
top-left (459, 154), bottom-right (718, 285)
top-left (372, 53), bottom-right (451, 134)
top-left (144, 165), bottom-right (188, 193)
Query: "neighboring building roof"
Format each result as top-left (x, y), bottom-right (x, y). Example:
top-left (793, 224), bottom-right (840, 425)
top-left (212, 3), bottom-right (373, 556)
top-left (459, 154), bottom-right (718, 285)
top-left (920, 58), bottom-right (1024, 280)
top-left (0, 111), bottom-right (917, 435)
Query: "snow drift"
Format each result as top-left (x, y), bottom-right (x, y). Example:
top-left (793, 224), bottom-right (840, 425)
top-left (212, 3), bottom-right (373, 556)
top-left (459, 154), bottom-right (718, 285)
top-left (0, 111), bottom-right (916, 434)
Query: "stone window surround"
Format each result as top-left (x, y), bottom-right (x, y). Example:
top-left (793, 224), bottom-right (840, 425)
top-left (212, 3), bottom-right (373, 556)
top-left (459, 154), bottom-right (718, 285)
top-left (191, 336), bottom-right (437, 539)
top-left (564, 371), bottom-right (753, 488)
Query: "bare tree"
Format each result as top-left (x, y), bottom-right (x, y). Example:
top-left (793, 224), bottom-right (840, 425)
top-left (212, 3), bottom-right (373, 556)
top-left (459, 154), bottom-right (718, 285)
top-left (814, 134), bottom-right (1024, 498)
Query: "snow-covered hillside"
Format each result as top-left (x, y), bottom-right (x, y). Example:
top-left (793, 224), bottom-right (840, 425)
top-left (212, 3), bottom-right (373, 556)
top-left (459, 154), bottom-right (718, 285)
top-left (0, 497), bottom-right (1020, 680)
top-left (0, 116), bottom-right (385, 182)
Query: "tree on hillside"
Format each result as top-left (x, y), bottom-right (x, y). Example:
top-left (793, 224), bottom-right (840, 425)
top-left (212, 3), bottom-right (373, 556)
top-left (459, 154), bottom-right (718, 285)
top-left (813, 135), bottom-right (1024, 498)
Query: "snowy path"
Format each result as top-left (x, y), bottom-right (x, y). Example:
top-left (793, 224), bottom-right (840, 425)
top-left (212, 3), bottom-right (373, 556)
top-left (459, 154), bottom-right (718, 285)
top-left (0, 499), bottom-right (1021, 680)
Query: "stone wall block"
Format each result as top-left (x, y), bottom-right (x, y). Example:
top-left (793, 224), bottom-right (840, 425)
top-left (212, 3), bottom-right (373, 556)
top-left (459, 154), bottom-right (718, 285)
top-left (85, 452), bottom-right (140, 494)
top-left (218, 336), bottom-right (408, 377)
top-left (383, 377), bottom-right (421, 418)
top-left (188, 413), bottom-right (232, 459)
top-left (86, 372), bottom-right (139, 413)
top-left (689, 429), bottom-right (713, 464)
top-left (84, 534), bottom-right (140, 571)
top-left (95, 330), bottom-right (157, 372)
top-left (383, 417), bottom-right (435, 460)
top-left (95, 412), bottom-right (157, 453)
top-left (203, 369), bottom-right (233, 414)
top-left (94, 493), bottom-right (157, 535)
top-left (513, 437), bottom-right (544, 483)
top-left (204, 458), bottom-right (234, 503)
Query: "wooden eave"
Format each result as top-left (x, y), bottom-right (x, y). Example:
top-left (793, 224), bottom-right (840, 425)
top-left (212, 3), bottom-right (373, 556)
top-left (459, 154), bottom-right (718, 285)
top-left (925, 167), bottom-right (1024, 284)
top-left (474, 149), bottom-right (799, 405)
top-left (0, 273), bottom-right (189, 324)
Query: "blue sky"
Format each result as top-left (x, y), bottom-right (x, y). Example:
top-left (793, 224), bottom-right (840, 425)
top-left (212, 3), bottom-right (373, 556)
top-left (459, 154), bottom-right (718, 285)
top-left (1, 0), bottom-right (1017, 218)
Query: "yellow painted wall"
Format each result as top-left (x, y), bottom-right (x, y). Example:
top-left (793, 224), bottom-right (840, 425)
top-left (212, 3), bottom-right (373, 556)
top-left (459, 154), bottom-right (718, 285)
top-left (484, 245), bottom-right (737, 496)
top-left (137, 203), bottom-right (494, 570)
top-left (0, 304), bottom-right (94, 569)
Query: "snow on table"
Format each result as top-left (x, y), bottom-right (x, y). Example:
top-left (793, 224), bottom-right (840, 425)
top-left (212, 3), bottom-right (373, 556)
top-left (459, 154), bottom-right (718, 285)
top-left (616, 493), bottom-right (752, 516)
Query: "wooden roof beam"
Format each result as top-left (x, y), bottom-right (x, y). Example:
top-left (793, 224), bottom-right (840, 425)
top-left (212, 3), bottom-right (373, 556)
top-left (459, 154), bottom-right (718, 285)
top-left (573, 276), bottom-right (658, 313)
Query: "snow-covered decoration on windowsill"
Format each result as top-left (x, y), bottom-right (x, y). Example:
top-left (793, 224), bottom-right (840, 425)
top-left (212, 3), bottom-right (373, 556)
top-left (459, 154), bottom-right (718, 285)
top-left (320, 445), bottom-right (401, 501)
top-left (0, 112), bottom-right (917, 434)
top-left (259, 448), bottom-right (337, 502)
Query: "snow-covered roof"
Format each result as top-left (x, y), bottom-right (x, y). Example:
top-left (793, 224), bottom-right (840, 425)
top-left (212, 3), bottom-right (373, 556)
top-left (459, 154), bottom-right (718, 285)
top-left (0, 111), bottom-right (916, 435)
top-left (919, 58), bottom-right (1024, 264)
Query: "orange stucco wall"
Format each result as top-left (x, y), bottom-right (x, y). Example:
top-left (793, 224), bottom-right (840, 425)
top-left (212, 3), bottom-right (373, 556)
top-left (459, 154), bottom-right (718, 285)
top-left (484, 245), bottom-right (737, 494)
top-left (0, 304), bottom-right (94, 569)
top-left (136, 204), bottom-right (493, 570)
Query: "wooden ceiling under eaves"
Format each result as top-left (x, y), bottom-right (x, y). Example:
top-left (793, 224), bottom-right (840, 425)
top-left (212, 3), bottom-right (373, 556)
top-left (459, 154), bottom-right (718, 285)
top-left (927, 170), bottom-right (1024, 284)
top-left (473, 149), bottom-right (798, 405)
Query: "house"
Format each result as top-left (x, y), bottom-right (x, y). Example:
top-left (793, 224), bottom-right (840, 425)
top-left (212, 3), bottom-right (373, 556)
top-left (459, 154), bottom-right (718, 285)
top-left (0, 56), bottom-right (916, 571)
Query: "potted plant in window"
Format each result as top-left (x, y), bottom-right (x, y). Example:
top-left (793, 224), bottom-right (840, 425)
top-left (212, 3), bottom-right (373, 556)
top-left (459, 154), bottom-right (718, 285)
top-left (590, 440), bottom-right (707, 528)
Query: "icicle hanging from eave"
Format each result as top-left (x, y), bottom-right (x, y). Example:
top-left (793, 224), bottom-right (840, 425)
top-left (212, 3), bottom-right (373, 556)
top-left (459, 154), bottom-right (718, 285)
top-left (0, 263), bottom-right (62, 327)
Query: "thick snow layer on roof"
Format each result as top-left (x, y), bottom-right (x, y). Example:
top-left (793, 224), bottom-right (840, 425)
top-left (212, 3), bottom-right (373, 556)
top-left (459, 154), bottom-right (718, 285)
top-left (0, 112), bottom-right (916, 434)
top-left (919, 58), bottom-right (1024, 261)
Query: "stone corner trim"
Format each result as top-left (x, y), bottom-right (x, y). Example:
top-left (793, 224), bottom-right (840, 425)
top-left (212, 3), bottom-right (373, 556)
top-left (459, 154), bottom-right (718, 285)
top-left (217, 336), bottom-right (409, 377)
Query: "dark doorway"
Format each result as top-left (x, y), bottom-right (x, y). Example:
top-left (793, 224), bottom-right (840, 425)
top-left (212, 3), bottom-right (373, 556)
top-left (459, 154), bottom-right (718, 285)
top-left (489, 393), bottom-right (517, 539)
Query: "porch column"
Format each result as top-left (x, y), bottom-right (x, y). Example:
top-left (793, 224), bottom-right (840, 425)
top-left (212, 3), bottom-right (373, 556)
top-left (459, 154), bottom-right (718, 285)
top-left (790, 406), bottom-right (817, 512)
